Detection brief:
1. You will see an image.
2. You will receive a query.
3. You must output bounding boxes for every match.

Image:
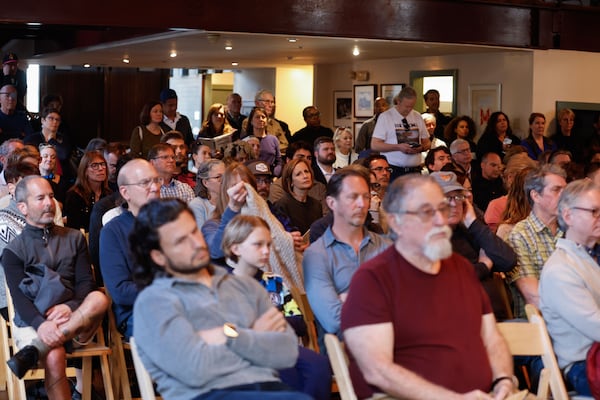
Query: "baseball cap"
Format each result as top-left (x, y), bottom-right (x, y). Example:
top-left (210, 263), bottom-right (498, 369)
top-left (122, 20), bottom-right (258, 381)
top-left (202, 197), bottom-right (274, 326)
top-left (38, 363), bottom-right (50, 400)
top-left (159, 88), bottom-right (177, 103)
top-left (2, 53), bottom-right (18, 65)
top-left (430, 171), bottom-right (464, 194)
top-left (245, 160), bottom-right (272, 176)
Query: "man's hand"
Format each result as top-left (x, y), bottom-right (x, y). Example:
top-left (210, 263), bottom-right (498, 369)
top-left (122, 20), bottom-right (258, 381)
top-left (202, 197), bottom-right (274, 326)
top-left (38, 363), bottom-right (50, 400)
top-left (398, 143), bottom-right (421, 154)
top-left (479, 248), bottom-right (493, 271)
top-left (45, 304), bottom-right (72, 325)
top-left (198, 326), bottom-right (227, 345)
top-left (492, 379), bottom-right (515, 400)
top-left (339, 292), bottom-right (348, 303)
top-left (290, 231), bottom-right (308, 252)
top-left (37, 320), bottom-right (66, 348)
top-left (462, 198), bottom-right (477, 228)
top-left (251, 307), bottom-right (287, 333)
top-left (227, 181), bottom-right (248, 212)
top-left (462, 390), bottom-right (494, 399)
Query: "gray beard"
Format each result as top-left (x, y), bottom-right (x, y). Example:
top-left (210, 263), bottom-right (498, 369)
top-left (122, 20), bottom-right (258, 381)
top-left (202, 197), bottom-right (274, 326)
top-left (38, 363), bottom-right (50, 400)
top-left (423, 226), bottom-right (453, 262)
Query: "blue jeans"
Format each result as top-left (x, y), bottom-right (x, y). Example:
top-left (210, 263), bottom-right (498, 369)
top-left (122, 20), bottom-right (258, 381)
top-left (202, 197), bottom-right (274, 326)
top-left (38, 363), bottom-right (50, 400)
top-left (192, 381), bottom-right (313, 400)
top-left (279, 346), bottom-right (332, 400)
top-left (566, 360), bottom-right (592, 396)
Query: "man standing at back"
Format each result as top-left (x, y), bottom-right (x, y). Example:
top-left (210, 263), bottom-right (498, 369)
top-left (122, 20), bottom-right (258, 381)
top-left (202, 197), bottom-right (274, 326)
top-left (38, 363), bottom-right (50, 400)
top-left (342, 174), bottom-right (514, 399)
top-left (0, 84), bottom-right (32, 143)
top-left (242, 89), bottom-right (290, 153)
top-left (424, 89), bottom-right (453, 142)
top-left (507, 164), bottom-right (567, 318)
top-left (371, 86), bottom-right (430, 181)
top-left (291, 106), bottom-right (334, 145)
top-left (225, 93), bottom-right (247, 132)
top-left (99, 159), bottom-right (162, 339)
top-left (130, 198), bottom-right (311, 400)
top-left (159, 88), bottom-right (194, 146)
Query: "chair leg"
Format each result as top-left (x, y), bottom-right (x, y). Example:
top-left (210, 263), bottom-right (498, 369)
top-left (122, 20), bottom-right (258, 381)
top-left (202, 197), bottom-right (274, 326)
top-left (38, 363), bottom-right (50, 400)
top-left (82, 359), bottom-right (93, 400)
top-left (100, 353), bottom-right (116, 400)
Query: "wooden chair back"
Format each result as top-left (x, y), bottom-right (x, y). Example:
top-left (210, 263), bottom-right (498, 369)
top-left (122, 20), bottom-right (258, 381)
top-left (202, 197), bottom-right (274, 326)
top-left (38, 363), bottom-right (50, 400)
top-left (324, 333), bottom-right (357, 400)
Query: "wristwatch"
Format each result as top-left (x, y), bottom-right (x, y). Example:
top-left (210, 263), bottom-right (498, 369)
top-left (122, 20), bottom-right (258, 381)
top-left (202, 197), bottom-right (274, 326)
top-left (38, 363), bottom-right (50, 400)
top-left (223, 323), bottom-right (239, 339)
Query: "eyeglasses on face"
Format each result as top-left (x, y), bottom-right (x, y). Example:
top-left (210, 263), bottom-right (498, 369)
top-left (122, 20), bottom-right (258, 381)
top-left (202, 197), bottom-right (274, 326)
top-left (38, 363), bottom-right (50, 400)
top-left (446, 194), bottom-right (466, 204)
top-left (571, 206), bottom-right (600, 219)
top-left (398, 201), bottom-right (451, 223)
top-left (153, 155), bottom-right (176, 161)
top-left (258, 98), bottom-right (276, 105)
top-left (255, 176), bottom-right (272, 185)
top-left (45, 116), bottom-right (61, 123)
top-left (89, 161), bottom-right (107, 170)
top-left (0, 92), bottom-right (17, 100)
top-left (122, 176), bottom-right (164, 189)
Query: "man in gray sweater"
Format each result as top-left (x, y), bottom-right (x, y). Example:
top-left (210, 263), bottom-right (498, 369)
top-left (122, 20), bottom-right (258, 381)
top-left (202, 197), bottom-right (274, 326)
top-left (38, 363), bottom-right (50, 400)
top-left (130, 198), bottom-right (311, 400)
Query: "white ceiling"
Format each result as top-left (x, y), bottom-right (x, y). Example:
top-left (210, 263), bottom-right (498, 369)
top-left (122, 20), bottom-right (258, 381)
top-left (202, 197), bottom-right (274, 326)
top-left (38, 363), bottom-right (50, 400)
top-left (27, 29), bottom-right (524, 70)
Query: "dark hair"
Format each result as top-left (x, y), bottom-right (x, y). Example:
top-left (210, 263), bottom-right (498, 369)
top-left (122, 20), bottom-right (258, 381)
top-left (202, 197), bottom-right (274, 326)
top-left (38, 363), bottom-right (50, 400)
top-left (160, 130), bottom-right (184, 143)
top-left (313, 136), bottom-right (334, 151)
top-left (41, 94), bottom-right (63, 108)
top-left (326, 165), bottom-right (370, 199)
top-left (68, 150), bottom-right (110, 206)
top-left (482, 111), bottom-right (513, 138)
top-left (130, 198), bottom-right (192, 287)
top-left (41, 107), bottom-right (60, 120)
top-left (4, 161), bottom-right (39, 184)
top-left (159, 88), bottom-right (177, 103)
top-left (285, 141), bottom-right (313, 160)
top-left (85, 138), bottom-right (108, 152)
top-left (147, 143), bottom-right (173, 161)
top-left (444, 115), bottom-right (477, 142)
top-left (424, 146), bottom-right (451, 171)
top-left (423, 89), bottom-right (439, 100)
top-left (302, 106), bottom-right (318, 119)
top-left (280, 158), bottom-right (313, 195)
top-left (246, 107), bottom-right (268, 136)
top-left (139, 100), bottom-right (162, 125)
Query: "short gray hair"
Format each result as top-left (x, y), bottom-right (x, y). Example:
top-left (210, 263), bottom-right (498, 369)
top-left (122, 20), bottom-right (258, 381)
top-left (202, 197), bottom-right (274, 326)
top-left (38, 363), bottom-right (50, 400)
top-left (524, 164), bottom-right (567, 207)
top-left (255, 89), bottom-right (273, 103)
top-left (449, 139), bottom-right (469, 155)
top-left (382, 174), bottom-right (438, 215)
top-left (557, 179), bottom-right (599, 231)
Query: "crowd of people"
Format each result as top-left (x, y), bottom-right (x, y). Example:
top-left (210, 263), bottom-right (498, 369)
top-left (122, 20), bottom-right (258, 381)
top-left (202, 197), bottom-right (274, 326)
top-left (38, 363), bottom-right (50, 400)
top-left (1, 69), bottom-right (600, 399)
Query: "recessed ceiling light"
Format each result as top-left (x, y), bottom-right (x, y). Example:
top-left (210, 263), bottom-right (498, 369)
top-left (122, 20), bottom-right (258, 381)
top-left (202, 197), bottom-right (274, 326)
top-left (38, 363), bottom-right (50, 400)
top-left (122, 57), bottom-right (130, 64)
top-left (353, 46), bottom-right (360, 56)
top-left (26, 22), bottom-right (42, 26)
top-left (287, 38), bottom-right (297, 43)
top-left (225, 45), bottom-right (233, 51)
top-left (231, 62), bottom-right (238, 66)
top-left (170, 50), bottom-right (177, 58)
top-left (83, 63), bottom-right (91, 68)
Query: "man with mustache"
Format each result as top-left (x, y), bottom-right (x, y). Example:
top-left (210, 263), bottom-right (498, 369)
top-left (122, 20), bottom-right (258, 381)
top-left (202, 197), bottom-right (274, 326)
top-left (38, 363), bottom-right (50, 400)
top-left (303, 166), bottom-right (390, 349)
top-left (130, 198), bottom-right (310, 400)
top-left (342, 174), bottom-right (515, 400)
top-left (2, 176), bottom-right (109, 399)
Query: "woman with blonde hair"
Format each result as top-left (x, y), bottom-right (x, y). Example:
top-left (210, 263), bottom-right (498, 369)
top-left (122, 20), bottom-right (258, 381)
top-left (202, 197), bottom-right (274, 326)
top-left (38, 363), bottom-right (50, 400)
top-left (332, 127), bottom-right (358, 168)
top-left (198, 103), bottom-right (237, 140)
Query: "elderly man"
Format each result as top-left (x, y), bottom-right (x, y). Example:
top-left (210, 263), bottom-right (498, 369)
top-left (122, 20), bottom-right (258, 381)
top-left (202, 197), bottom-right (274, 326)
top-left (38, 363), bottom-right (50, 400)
top-left (355, 97), bottom-right (389, 154)
top-left (450, 138), bottom-right (476, 180)
top-left (303, 166), bottom-right (390, 347)
top-left (342, 174), bottom-right (515, 400)
top-left (507, 164), bottom-right (567, 318)
top-left (148, 143), bottom-right (194, 202)
top-left (159, 88), bottom-right (194, 146)
top-left (225, 93), bottom-right (247, 132)
top-left (99, 159), bottom-right (162, 339)
top-left (291, 106), bottom-right (334, 145)
top-left (371, 86), bottom-right (431, 181)
top-left (130, 198), bottom-right (311, 400)
top-left (2, 176), bottom-right (109, 398)
top-left (0, 84), bottom-right (32, 143)
top-left (539, 179), bottom-right (600, 397)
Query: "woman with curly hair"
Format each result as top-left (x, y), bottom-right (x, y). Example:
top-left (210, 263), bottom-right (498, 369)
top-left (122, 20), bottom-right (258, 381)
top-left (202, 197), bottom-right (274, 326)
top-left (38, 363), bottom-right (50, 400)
top-left (444, 115), bottom-right (477, 155)
top-left (64, 150), bottom-right (111, 232)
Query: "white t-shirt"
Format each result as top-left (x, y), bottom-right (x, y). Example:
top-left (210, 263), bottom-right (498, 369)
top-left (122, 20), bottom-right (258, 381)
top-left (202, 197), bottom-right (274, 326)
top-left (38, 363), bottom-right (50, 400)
top-left (372, 107), bottom-right (429, 167)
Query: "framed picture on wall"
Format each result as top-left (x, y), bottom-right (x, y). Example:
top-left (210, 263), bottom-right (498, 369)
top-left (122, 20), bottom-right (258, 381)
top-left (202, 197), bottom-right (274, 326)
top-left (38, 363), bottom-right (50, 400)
top-left (354, 84), bottom-right (378, 118)
top-left (333, 90), bottom-right (352, 128)
top-left (380, 83), bottom-right (405, 106)
top-left (468, 84), bottom-right (502, 136)
top-left (354, 121), bottom-right (364, 143)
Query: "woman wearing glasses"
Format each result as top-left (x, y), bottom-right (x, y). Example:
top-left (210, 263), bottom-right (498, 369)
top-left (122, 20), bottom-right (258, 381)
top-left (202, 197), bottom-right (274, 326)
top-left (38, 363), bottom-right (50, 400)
top-left (189, 159), bottom-right (224, 228)
top-left (24, 107), bottom-right (73, 180)
top-left (64, 151), bottom-right (111, 232)
top-left (38, 143), bottom-right (68, 204)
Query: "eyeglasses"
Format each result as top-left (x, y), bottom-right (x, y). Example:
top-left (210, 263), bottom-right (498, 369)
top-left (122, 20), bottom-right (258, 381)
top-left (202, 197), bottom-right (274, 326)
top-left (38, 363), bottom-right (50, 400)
top-left (258, 99), bottom-right (275, 105)
top-left (89, 162), bottom-right (107, 170)
top-left (153, 155), bottom-right (176, 161)
top-left (0, 92), bottom-right (17, 100)
top-left (256, 176), bottom-right (272, 185)
top-left (402, 118), bottom-right (411, 131)
top-left (452, 148), bottom-right (471, 155)
top-left (571, 206), bottom-right (600, 219)
top-left (122, 176), bottom-right (164, 189)
top-left (446, 194), bottom-right (467, 204)
top-left (371, 166), bottom-right (393, 174)
top-left (398, 201), bottom-right (451, 223)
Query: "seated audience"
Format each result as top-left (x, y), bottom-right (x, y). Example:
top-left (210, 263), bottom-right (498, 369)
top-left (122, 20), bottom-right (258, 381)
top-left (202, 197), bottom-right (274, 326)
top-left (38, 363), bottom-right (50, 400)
top-left (189, 159), bottom-right (224, 228)
top-left (64, 150), bottom-right (111, 232)
top-left (38, 143), bottom-right (68, 204)
top-left (304, 166), bottom-right (390, 348)
top-left (161, 130), bottom-right (195, 188)
top-left (311, 136), bottom-right (336, 185)
top-left (104, 142), bottom-right (127, 192)
top-left (496, 167), bottom-right (534, 240)
top-left (424, 146), bottom-right (452, 173)
top-left (130, 198), bottom-right (311, 400)
top-left (332, 127), bottom-right (358, 168)
top-left (190, 140), bottom-right (212, 175)
top-left (472, 152), bottom-right (506, 211)
top-left (450, 138), bottom-right (476, 180)
top-left (341, 174), bottom-right (515, 399)
top-left (148, 143), bottom-right (194, 203)
top-left (444, 115), bottom-right (477, 155)
top-left (241, 89), bottom-right (290, 154)
top-left (246, 106), bottom-right (282, 176)
top-left (222, 215), bottom-right (331, 400)
top-left (476, 111), bottom-right (520, 160)
top-left (421, 113), bottom-right (447, 169)
top-left (273, 158), bottom-right (323, 235)
top-left (540, 179), bottom-right (600, 397)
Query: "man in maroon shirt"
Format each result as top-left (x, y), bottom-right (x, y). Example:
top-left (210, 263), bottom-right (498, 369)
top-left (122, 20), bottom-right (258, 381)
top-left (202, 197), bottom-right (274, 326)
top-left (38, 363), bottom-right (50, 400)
top-left (341, 174), bottom-right (515, 400)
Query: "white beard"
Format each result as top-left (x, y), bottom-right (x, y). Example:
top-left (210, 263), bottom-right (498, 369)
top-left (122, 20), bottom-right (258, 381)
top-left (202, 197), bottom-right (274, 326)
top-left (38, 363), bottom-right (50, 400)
top-left (423, 225), bottom-right (453, 262)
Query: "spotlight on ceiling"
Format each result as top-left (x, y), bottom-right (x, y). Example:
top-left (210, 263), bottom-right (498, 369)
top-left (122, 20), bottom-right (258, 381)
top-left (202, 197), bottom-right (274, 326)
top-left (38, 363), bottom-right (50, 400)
top-left (287, 38), bottom-right (298, 43)
top-left (83, 63), bottom-right (91, 68)
top-left (231, 62), bottom-right (239, 66)
top-left (170, 50), bottom-right (177, 58)
top-left (122, 56), bottom-right (130, 64)
top-left (352, 46), bottom-right (360, 56)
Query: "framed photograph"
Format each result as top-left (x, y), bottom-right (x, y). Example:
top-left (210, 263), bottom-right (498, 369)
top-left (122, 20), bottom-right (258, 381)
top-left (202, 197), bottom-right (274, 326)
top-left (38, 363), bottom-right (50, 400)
top-left (333, 90), bottom-right (352, 128)
top-left (354, 84), bottom-right (378, 118)
top-left (380, 83), bottom-right (405, 106)
top-left (468, 84), bottom-right (502, 136)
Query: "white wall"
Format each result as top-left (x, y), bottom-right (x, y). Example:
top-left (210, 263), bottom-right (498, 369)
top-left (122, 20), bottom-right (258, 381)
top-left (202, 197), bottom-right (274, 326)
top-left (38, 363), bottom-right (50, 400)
top-left (275, 66), bottom-right (314, 133)
top-left (532, 49), bottom-right (600, 136)
top-left (315, 51), bottom-right (534, 139)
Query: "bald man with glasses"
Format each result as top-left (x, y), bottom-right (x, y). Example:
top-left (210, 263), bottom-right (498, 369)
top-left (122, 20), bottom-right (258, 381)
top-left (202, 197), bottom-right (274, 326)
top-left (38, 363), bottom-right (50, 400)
top-left (0, 84), bottom-right (32, 143)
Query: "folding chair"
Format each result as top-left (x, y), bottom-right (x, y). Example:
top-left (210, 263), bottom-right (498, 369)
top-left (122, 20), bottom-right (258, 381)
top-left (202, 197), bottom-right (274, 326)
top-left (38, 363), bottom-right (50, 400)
top-left (324, 333), bottom-right (357, 400)
top-left (128, 337), bottom-right (157, 400)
